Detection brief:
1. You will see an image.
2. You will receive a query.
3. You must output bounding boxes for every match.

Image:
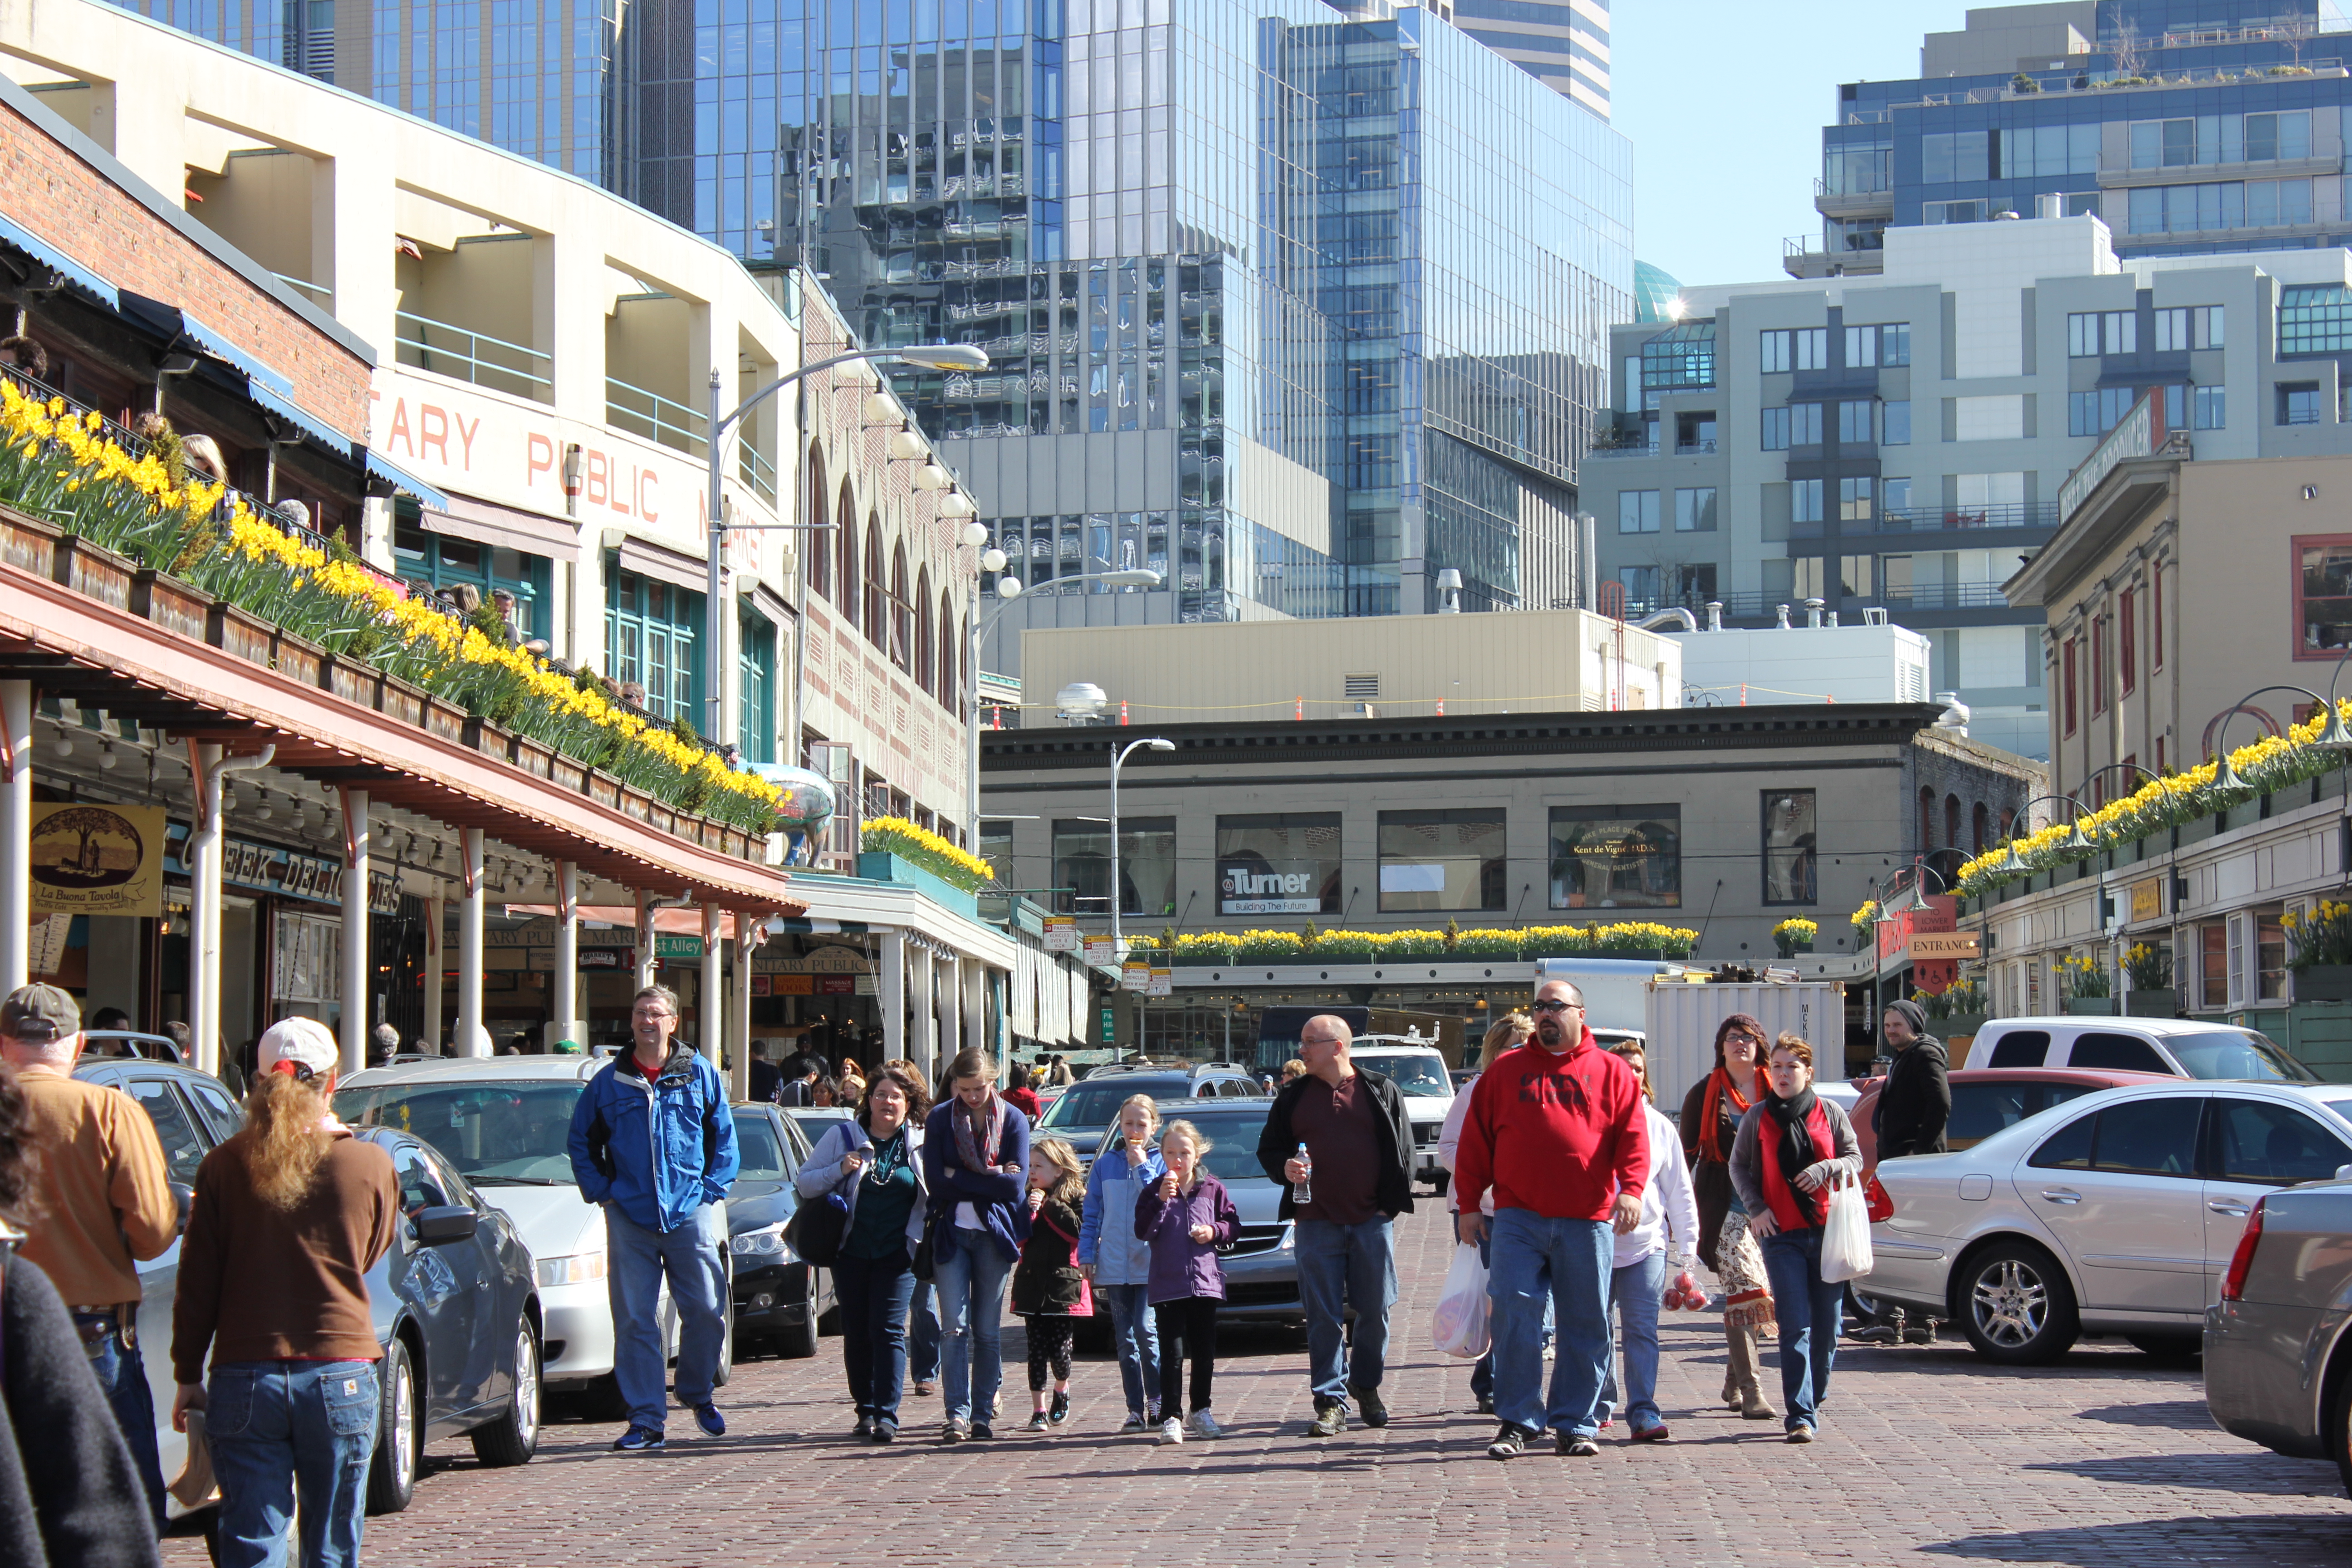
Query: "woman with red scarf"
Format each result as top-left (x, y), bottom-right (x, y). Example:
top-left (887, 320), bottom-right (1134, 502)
top-left (1677, 1014), bottom-right (1776, 1420)
top-left (1728, 1034), bottom-right (1861, 1444)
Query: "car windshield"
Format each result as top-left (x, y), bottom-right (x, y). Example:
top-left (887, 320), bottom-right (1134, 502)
top-left (337, 1080), bottom-right (583, 1184)
top-left (732, 1113), bottom-right (789, 1180)
top-left (2164, 1029), bottom-right (2319, 1083)
top-left (2318, 1094), bottom-right (2352, 1129)
top-left (1146, 1110), bottom-right (1272, 1182)
top-left (1044, 1081), bottom-right (1166, 1129)
top-left (1357, 1054), bottom-right (1451, 1097)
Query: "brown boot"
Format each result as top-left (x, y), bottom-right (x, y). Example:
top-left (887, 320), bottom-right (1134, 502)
top-left (1729, 1325), bottom-right (1779, 1421)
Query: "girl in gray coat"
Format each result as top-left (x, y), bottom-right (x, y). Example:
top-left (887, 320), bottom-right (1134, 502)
top-left (1077, 1094), bottom-right (1167, 1431)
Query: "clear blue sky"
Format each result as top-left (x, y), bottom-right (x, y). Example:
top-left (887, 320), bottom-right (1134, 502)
top-left (1611, 1), bottom-right (1976, 288)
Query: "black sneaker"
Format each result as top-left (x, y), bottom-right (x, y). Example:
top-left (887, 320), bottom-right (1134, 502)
top-left (970, 1421), bottom-right (995, 1441)
top-left (941, 1418), bottom-right (968, 1445)
top-left (1049, 1391), bottom-right (1071, 1426)
top-left (872, 1420), bottom-right (898, 1444)
top-left (1351, 1387), bottom-right (1389, 1429)
top-left (1475, 1394), bottom-right (1494, 1415)
top-left (853, 1415), bottom-right (875, 1440)
top-left (1556, 1431), bottom-right (1600, 1457)
top-left (1486, 1423), bottom-right (1529, 1461)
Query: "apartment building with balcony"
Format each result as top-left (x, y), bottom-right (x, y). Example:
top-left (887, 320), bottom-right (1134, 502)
top-left (1578, 211), bottom-right (2352, 762)
top-left (1792, 0), bottom-right (2352, 280)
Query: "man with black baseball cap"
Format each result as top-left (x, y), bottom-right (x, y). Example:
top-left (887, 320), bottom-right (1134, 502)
top-left (2, 982), bottom-right (178, 1528)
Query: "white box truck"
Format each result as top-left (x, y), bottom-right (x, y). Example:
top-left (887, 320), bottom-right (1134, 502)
top-left (1529, 958), bottom-right (1692, 1056)
top-left (1643, 978), bottom-right (1847, 1115)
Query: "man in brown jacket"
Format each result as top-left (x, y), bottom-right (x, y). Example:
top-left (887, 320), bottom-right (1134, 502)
top-left (2, 984), bottom-right (178, 1527)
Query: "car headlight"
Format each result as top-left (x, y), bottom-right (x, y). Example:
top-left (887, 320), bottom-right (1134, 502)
top-left (536, 1250), bottom-right (607, 1288)
top-left (730, 1221), bottom-right (796, 1261)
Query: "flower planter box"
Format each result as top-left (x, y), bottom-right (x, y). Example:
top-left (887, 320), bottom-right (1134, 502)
top-left (616, 786), bottom-right (655, 824)
top-left (2065, 996), bottom-right (2119, 1016)
top-left (0, 507), bottom-right (60, 578)
top-left (2293, 965), bottom-right (2352, 1004)
top-left (1933, 1013), bottom-right (1988, 1041)
top-left (271, 630), bottom-right (323, 688)
top-left (855, 850), bottom-right (981, 918)
top-left (322, 653), bottom-right (382, 711)
top-left (60, 535), bottom-right (135, 611)
top-left (2125, 989), bottom-right (2179, 1017)
top-left (548, 755), bottom-right (590, 794)
top-left (130, 568), bottom-right (210, 641)
top-left (512, 737), bottom-right (557, 782)
top-left (1775, 940), bottom-right (1815, 958)
top-left (420, 697), bottom-right (466, 744)
top-left (379, 678), bottom-right (425, 728)
top-left (585, 770), bottom-right (622, 810)
top-left (206, 601), bottom-right (275, 667)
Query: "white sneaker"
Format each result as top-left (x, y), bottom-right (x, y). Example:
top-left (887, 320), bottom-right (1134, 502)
top-left (1156, 1417), bottom-right (1185, 1446)
top-left (1187, 1410), bottom-right (1224, 1440)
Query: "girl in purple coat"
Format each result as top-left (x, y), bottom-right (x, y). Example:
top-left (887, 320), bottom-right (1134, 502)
top-left (1132, 1119), bottom-right (1239, 1446)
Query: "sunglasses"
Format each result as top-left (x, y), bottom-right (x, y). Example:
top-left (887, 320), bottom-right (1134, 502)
top-left (1531, 999), bottom-right (1583, 1015)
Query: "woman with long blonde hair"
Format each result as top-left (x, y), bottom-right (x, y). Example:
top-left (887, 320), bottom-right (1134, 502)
top-left (1077, 1092), bottom-right (1167, 1432)
top-left (170, 1018), bottom-right (401, 1568)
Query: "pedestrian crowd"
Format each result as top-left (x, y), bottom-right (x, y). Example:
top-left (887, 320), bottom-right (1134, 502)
top-left (0, 975), bottom-right (1951, 1566)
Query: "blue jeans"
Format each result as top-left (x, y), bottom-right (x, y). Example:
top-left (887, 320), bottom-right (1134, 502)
top-left (1100, 1281), bottom-right (1161, 1416)
top-left (1598, 1249), bottom-right (1668, 1431)
top-left (931, 1229), bottom-right (1014, 1425)
top-left (77, 1312), bottom-right (164, 1529)
top-left (909, 1280), bottom-right (941, 1383)
top-left (606, 1201), bottom-right (730, 1431)
top-left (1295, 1216), bottom-right (1398, 1407)
top-left (1488, 1208), bottom-right (1612, 1438)
top-left (834, 1247), bottom-right (916, 1423)
top-left (1762, 1228), bottom-right (1845, 1431)
top-left (206, 1359), bottom-right (378, 1568)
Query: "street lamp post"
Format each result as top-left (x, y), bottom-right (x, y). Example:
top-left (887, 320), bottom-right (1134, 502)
top-left (699, 341), bottom-right (988, 744)
top-left (1107, 735), bottom-right (1175, 958)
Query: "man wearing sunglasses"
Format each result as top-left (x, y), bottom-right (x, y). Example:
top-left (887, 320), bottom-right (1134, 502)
top-left (1452, 979), bottom-right (1648, 1461)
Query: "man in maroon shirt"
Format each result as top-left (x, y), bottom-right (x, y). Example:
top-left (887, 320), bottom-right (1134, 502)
top-left (1255, 1015), bottom-right (1415, 1438)
top-left (1453, 980), bottom-right (1647, 1460)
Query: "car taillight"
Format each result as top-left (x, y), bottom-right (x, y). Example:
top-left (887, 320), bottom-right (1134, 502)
top-left (1864, 1173), bottom-right (1894, 1224)
top-left (2219, 1196), bottom-right (2267, 1303)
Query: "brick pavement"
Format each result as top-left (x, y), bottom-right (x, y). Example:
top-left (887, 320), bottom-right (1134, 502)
top-left (162, 1204), bottom-right (2352, 1568)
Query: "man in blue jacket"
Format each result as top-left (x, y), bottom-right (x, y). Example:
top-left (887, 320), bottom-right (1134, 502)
top-left (567, 984), bottom-right (740, 1452)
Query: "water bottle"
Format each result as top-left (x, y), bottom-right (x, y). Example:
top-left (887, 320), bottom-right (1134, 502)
top-left (1292, 1141), bottom-right (1313, 1207)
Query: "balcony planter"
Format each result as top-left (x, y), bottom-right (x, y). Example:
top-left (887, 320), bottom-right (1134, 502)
top-left (60, 534), bottom-right (135, 612)
top-left (616, 786), bottom-right (655, 824)
top-left (420, 696), bottom-right (466, 744)
top-left (321, 652), bottom-right (382, 710)
top-left (2065, 996), bottom-right (2119, 1016)
top-left (2126, 989), bottom-right (2179, 1017)
top-left (0, 506), bottom-right (59, 578)
top-left (1775, 938), bottom-right (1815, 958)
top-left (584, 769), bottom-right (622, 810)
top-left (130, 568), bottom-right (209, 641)
top-left (512, 736), bottom-right (557, 781)
top-left (2293, 965), bottom-right (2352, 1004)
top-left (548, 754), bottom-right (590, 794)
top-left (1936, 1012), bottom-right (1988, 1039)
top-left (271, 630), bottom-right (324, 688)
top-left (379, 677), bottom-right (426, 728)
top-left (855, 850), bottom-right (980, 918)
top-left (206, 601), bottom-right (275, 667)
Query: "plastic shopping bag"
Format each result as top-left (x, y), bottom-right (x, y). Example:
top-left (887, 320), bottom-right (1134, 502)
top-left (1430, 1242), bottom-right (1492, 1359)
top-left (1820, 1174), bottom-right (1875, 1284)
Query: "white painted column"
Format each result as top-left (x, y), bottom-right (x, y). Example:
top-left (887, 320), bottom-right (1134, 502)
top-left (940, 954), bottom-right (964, 1067)
top-left (419, 895), bottom-right (443, 1052)
top-left (338, 788), bottom-right (369, 1077)
top-left (728, 916), bottom-right (756, 1101)
top-left (552, 861), bottom-right (578, 1050)
top-left (186, 742), bottom-right (224, 1076)
top-left (909, 944), bottom-right (936, 1079)
top-left (879, 928), bottom-right (906, 1067)
top-left (963, 960), bottom-right (988, 1067)
top-left (700, 902), bottom-right (723, 1069)
top-left (457, 827), bottom-right (485, 1056)
top-left (0, 681), bottom-right (29, 995)
top-left (635, 888), bottom-right (657, 991)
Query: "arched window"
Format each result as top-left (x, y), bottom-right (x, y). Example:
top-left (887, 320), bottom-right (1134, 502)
top-left (804, 444), bottom-right (830, 599)
top-left (888, 542), bottom-right (912, 671)
top-left (1918, 787), bottom-right (1935, 854)
top-left (914, 566), bottom-right (935, 696)
top-left (940, 591), bottom-right (960, 706)
top-left (863, 518), bottom-right (887, 648)
top-left (1944, 794), bottom-right (1961, 848)
top-left (1972, 802), bottom-right (1990, 853)
top-left (835, 482), bottom-right (859, 630)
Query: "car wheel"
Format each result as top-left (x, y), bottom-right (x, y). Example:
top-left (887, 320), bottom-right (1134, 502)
top-left (2123, 1332), bottom-right (2202, 1365)
top-left (776, 1291), bottom-right (820, 1360)
top-left (364, 1337), bottom-right (420, 1515)
top-left (470, 1316), bottom-right (541, 1467)
top-left (1957, 1240), bottom-right (2079, 1365)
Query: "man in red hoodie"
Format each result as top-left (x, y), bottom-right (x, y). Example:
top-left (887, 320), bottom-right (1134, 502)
top-left (1453, 979), bottom-right (1647, 1460)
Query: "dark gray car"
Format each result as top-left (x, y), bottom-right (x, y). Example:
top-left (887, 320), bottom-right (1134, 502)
top-left (1090, 1099), bottom-right (1302, 1325)
top-left (1039, 1065), bottom-right (1265, 1169)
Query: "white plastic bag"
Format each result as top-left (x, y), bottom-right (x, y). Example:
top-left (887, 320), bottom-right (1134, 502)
top-left (1430, 1242), bottom-right (1491, 1358)
top-left (1820, 1174), bottom-right (1875, 1284)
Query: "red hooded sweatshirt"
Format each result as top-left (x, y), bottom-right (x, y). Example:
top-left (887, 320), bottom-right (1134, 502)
top-left (1452, 1029), bottom-right (1649, 1223)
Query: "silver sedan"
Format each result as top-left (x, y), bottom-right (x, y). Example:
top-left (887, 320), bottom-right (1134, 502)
top-left (1865, 1080), bottom-right (2352, 1364)
top-left (2204, 1168), bottom-right (2352, 1497)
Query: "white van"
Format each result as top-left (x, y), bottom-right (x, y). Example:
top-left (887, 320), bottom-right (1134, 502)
top-left (1349, 1037), bottom-right (1456, 1194)
top-left (1965, 1016), bottom-right (2317, 1081)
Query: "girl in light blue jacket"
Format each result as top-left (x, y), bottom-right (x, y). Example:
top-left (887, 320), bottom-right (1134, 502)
top-left (1076, 1093), bottom-right (1167, 1432)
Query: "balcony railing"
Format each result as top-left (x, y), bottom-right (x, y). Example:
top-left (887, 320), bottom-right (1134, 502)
top-left (395, 311), bottom-right (553, 403)
top-left (271, 273), bottom-right (333, 309)
top-left (606, 377), bottom-right (709, 457)
top-left (739, 442), bottom-right (777, 505)
top-left (1877, 503), bottom-right (2059, 533)
top-left (1880, 582), bottom-right (2013, 611)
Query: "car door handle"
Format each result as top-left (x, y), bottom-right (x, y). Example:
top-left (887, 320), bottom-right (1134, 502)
top-left (2208, 1200), bottom-right (2251, 1217)
top-left (2039, 1188), bottom-right (2083, 1205)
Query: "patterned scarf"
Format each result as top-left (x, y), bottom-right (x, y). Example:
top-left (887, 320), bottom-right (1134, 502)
top-left (951, 1090), bottom-right (1005, 1176)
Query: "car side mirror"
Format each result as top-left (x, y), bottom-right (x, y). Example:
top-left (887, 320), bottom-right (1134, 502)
top-left (412, 1205), bottom-right (479, 1246)
top-left (2338, 1164), bottom-right (2352, 1183)
top-left (171, 1182), bottom-right (194, 1236)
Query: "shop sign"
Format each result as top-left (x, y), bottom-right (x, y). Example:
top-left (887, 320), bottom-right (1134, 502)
top-left (166, 823), bottom-right (396, 911)
top-left (526, 946), bottom-right (635, 971)
top-left (32, 803), bottom-right (166, 916)
top-left (656, 935), bottom-right (705, 959)
top-left (2131, 878), bottom-right (2163, 922)
top-left (854, 974), bottom-right (878, 995)
top-left (1147, 965), bottom-right (1172, 998)
top-left (1100, 1005), bottom-right (1116, 1044)
top-left (1907, 932), bottom-right (1981, 960)
top-left (820, 975), bottom-right (856, 995)
top-left (1044, 915), bottom-right (1076, 952)
top-left (1219, 868), bottom-right (1322, 916)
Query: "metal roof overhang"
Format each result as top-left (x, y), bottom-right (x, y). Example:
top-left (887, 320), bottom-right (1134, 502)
top-left (0, 562), bottom-right (800, 914)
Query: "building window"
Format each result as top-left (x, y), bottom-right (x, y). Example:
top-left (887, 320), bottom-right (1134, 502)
top-left (1794, 328), bottom-right (1828, 371)
top-left (2091, 616), bottom-right (2109, 715)
top-left (862, 518), bottom-right (887, 644)
top-left (1216, 813), bottom-right (1342, 915)
top-left (1675, 564), bottom-right (1719, 604)
top-left (1839, 476), bottom-right (1874, 524)
top-left (2062, 637), bottom-right (2078, 736)
top-left (835, 485), bottom-right (861, 631)
top-left (1921, 130), bottom-right (1989, 183)
top-left (2279, 384), bottom-right (2323, 426)
top-left (2152, 564), bottom-right (2165, 670)
top-left (2295, 535), bottom-right (2352, 657)
top-left (1759, 329), bottom-right (1792, 375)
top-left (1549, 806), bottom-right (1681, 910)
top-left (2068, 310), bottom-right (2136, 358)
top-left (1836, 400), bottom-right (1872, 445)
top-left (1844, 325), bottom-right (1877, 368)
top-left (2256, 906), bottom-right (2288, 1001)
top-left (2154, 305), bottom-right (2223, 352)
top-left (1882, 399), bottom-right (1911, 444)
top-left (979, 820), bottom-right (1015, 884)
top-left (604, 563), bottom-right (701, 725)
top-left (1380, 809), bottom-right (1507, 912)
top-left (1674, 487), bottom-right (1717, 532)
top-left (1793, 403), bottom-right (1823, 445)
top-left (738, 613), bottom-right (775, 763)
top-left (2069, 386), bottom-right (2148, 437)
top-left (1053, 817), bottom-right (1177, 917)
top-left (2119, 590), bottom-right (2137, 696)
top-left (1761, 407), bottom-right (1790, 450)
top-left (1793, 479), bottom-right (1823, 525)
top-left (2002, 122), bottom-right (2099, 177)
top-left (1618, 490), bottom-right (1661, 533)
top-left (2193, 386), bottom-right (2226, 429)
top-left (2200, 923), bottom-right (2229, 1010)
top-left (1618, 565), bottom-right (1661, 606)
top-left (804, 447), bottom-right (831, 599)
top-left (392, 522), bottom-right (549, 637)
top-left (1923, 199), bottom-right (1986, 225)
top-left (1762, 791), bottom-right (1817, 905)
top-left (2279, 284), bottom-right (2352, 353)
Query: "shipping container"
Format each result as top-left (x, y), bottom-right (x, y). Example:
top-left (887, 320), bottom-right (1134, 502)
top-left (1530, 958), bottom-right (1689, 1035)
top-left (1643, 979), bottom-right (1847, 1113)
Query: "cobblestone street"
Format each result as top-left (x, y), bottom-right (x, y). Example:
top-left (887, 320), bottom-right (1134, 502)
top-left (161, 1205), bottom-right (2352, 1568)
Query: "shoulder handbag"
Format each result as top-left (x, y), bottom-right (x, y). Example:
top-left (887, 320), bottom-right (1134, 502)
top-left (784, 1190), bottom-right (849, 1267)
top-left (912, 1202), bottom-right (942, 1282)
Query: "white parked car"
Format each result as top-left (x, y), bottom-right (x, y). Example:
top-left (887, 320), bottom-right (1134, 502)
top-left (1964, 1016), bottom-right (2319, 1082)
top-left (1866, 1078), bottom-right (2352, 1364)
top-left (338, 1057), bottom-right (700, 1412)
top-left (1350, 1040), bottom-right (1455, 1195)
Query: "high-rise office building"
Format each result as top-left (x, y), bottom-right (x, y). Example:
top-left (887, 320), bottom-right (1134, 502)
top-left (1791, 0), bottom-right (2352, 279)
top-left (1440, 0), bottom-right (1612, 119)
